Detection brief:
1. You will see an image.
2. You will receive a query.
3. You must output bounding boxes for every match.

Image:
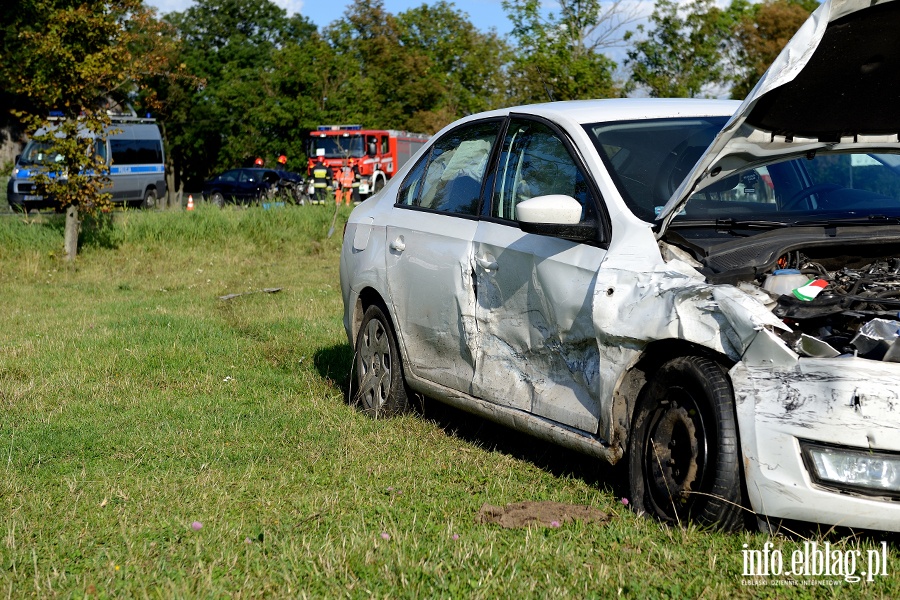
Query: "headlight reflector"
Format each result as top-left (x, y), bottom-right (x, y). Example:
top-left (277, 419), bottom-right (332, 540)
top-left (801, 441), bottom-right (900, 497)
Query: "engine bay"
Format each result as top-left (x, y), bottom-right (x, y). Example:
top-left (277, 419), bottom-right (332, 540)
top-left (758, 251), bottom-right (900, 360)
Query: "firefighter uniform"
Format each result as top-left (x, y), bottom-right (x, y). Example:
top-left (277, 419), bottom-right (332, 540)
top-left (339, 163), bottom-right (355, 206)
top-left (311, 159), bottom-right (332, 204)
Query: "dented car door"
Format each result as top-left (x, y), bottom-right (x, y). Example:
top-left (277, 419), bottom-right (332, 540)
top-left (385, 120), bottom-right (502, 393)
top-left (472, 117), bottom-right (608, 431)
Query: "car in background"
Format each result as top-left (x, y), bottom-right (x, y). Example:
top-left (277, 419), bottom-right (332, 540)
top-left (202, 168), bottom-right (304, 207)
top-left (340, 0), bottom-right (900, 533)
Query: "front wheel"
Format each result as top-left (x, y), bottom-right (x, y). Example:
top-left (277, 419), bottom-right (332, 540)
top-left (352, 304), bottom-right (408, 417)
top-left (211, 192), bottom-right (225, 208)
top-left (627, 355), bottom-right (745, 531)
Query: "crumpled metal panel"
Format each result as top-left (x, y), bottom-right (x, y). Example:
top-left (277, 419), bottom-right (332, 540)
top-left (471, 222), bottom-right (605, 430)
top-left (732, 359), bottom-right (900, 530)
top-left (589, 249), bottom-right (800, 440)
top-left (385, 211), bottom-right (480, 393)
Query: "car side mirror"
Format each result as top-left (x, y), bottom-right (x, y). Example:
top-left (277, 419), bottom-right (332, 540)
top-left (516, 195), bottom-right (598, 242)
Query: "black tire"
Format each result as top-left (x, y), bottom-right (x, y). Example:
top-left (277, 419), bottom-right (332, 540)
top-left (211, 192), bottom-right (225, 208)
top-left (352, 304), bottom-right (408, 417)
top-left (373, 177), bottom-right (385, 193)
top-left (627, 355), bottom-right (745, 531)
top-left (142, 188), bottom-right (157, 209)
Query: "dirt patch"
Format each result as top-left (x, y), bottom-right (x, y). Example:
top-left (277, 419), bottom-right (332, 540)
top-left (476, 501), bottom-right (609, 529)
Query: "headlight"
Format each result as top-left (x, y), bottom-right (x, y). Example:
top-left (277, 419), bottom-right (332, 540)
top-left (801, 441), bottom-right (900, 498)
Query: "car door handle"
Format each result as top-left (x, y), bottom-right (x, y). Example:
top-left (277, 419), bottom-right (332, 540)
top-left (390, 237), bottom-right (406, 252)
top-left (476, 256), bottom-right (498, 271)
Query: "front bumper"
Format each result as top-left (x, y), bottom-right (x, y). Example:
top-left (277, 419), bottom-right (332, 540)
top-left (732, 357), bottom-right (900, 532)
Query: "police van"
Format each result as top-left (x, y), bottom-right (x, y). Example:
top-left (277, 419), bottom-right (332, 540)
top-left (7, 115), bottom-right (166, 210)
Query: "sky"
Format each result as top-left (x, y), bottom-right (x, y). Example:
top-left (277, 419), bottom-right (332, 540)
top-left (145, 0), bottom-right (515, 36)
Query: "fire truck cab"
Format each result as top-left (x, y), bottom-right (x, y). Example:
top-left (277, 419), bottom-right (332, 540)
top-left (307, 125), bottom-right (429, 199)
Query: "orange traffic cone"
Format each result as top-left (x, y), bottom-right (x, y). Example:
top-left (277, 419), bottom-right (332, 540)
top-left (187, 194), bottom-right (194, 211)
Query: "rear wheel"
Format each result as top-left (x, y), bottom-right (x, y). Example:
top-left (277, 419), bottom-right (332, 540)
top-left (627, 355), bottom-right (745, 531)
top-left (353, 304), bottom-right (408, 417)
top-left (142, 188), bottom-right (157, 209)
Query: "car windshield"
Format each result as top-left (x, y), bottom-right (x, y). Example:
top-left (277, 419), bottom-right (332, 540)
top-left (309, 134), bottom-right (364, 159)
top-left (585, 117), bottom-right (729, 222)
top-left (674, 152), bottom-right (900, 226)
top-left (586, 118), bottom-right (900, 229)
top-left (18, 141), bottom-right (64, 166)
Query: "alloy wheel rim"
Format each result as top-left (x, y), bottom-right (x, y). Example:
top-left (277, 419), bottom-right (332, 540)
top-left (357, 319), bottom-right (391, 412)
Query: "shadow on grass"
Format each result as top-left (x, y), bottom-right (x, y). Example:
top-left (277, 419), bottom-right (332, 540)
top-left (31, 209), bottom-right (119, 250)
top-left (80, 211), bottom-right (119, 249)
top-left (417, 397), bottom-right (625, 499)
top-left (313, 343), bottom-right (353, 397)
top-left (313, 342), bottom-right (624, 499)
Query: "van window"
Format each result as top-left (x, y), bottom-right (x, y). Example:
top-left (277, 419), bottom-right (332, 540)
top-left (110, 139), bottom-right (163, 165)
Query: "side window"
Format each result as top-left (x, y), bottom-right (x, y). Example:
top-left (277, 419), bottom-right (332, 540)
top-left (397, 155), bottom-right (427, 207)
top-left (220, 170), bottom-right (239, 182)
top-left (239, 170), bottom-right (256, 183)
top-left (396, 120), bottom-right (500, 216)
top-left (492, 119), bottom-right (592, 222)
top-left (109, 139), bottom-right (163, 165)
top-left (381, 136), bottom-right (389, 155)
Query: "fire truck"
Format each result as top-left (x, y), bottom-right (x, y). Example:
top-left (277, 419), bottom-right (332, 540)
top-left (307, 125), bottom-right (430, 198)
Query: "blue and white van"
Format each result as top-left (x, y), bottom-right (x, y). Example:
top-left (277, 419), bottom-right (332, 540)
top-left (6, 116), bottom-right (166, 210)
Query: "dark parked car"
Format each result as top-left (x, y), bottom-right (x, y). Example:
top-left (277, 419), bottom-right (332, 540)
top-left (202, 168), bottom-right (304, 206)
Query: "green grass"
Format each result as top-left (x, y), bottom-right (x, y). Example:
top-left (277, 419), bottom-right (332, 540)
top-left (0, 206), bottom-right (897, 598)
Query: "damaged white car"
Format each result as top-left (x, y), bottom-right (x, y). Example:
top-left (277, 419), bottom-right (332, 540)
top-left (340, 0), bottom-right (900, 532)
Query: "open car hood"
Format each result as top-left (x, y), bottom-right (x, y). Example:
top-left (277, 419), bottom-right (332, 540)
top-left (655, 0), bottom-right (900, 236)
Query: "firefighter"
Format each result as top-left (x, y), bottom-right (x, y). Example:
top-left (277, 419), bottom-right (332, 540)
top-left (276, 154), bottom-right (287, 170)
top-left (254, 157), bottom-right (264, 167)
top-left (339, 160), bottom-right (356, 206)
top-left (349, 158), bottom-right (361, 204)
top-left (311, 155), bottom-right (332, 204)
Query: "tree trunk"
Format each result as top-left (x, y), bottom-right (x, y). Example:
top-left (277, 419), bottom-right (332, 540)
top-left (64, 204), bottom-right (80, 261)
top-left (165, 163), bottom-right (177, 209)
top-left (176, 172), bottom-right (184, 209)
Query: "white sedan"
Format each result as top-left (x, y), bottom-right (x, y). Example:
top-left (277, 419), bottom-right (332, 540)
top-left (340, 0), bottom-right (900, 532)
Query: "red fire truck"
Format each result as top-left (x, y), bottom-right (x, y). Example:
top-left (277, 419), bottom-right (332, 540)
top-left (307, 125), bottom-right (430, 198)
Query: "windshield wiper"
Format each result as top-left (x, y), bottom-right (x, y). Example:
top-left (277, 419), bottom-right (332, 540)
top-left (670, 218), bottom-right (792, 229)
top-left (792, 215), bottom-right (900, 227)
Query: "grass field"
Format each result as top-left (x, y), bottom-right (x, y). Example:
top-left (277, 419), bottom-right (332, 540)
top-left (0, 205), bottom-right (897, 598)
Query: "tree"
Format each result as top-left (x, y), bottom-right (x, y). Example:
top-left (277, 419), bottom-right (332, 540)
top-left (10, 1), bottom-right (181, 259)
top-left (626, 0), bottom-right (744, 98)
top-left (323, 0), bottom-right (442, 131)
top-left (729, 0), bottom-right (817, 98)
top-left (503, 0), bottom-right (636, 103)
top-left (162, 0), bottom-right (317, 187)
top-left (396, 2), bottom-right (509, 131)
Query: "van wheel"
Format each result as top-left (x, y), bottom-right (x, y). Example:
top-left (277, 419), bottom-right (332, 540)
top-left (627, 356), bottom-right (745, 531)
top-left (211, 192), bottom-right (225, 208)
top-left (352, 305), bottom-right (408, 418)
top-left (142, 188), bottom-right (157, 209)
